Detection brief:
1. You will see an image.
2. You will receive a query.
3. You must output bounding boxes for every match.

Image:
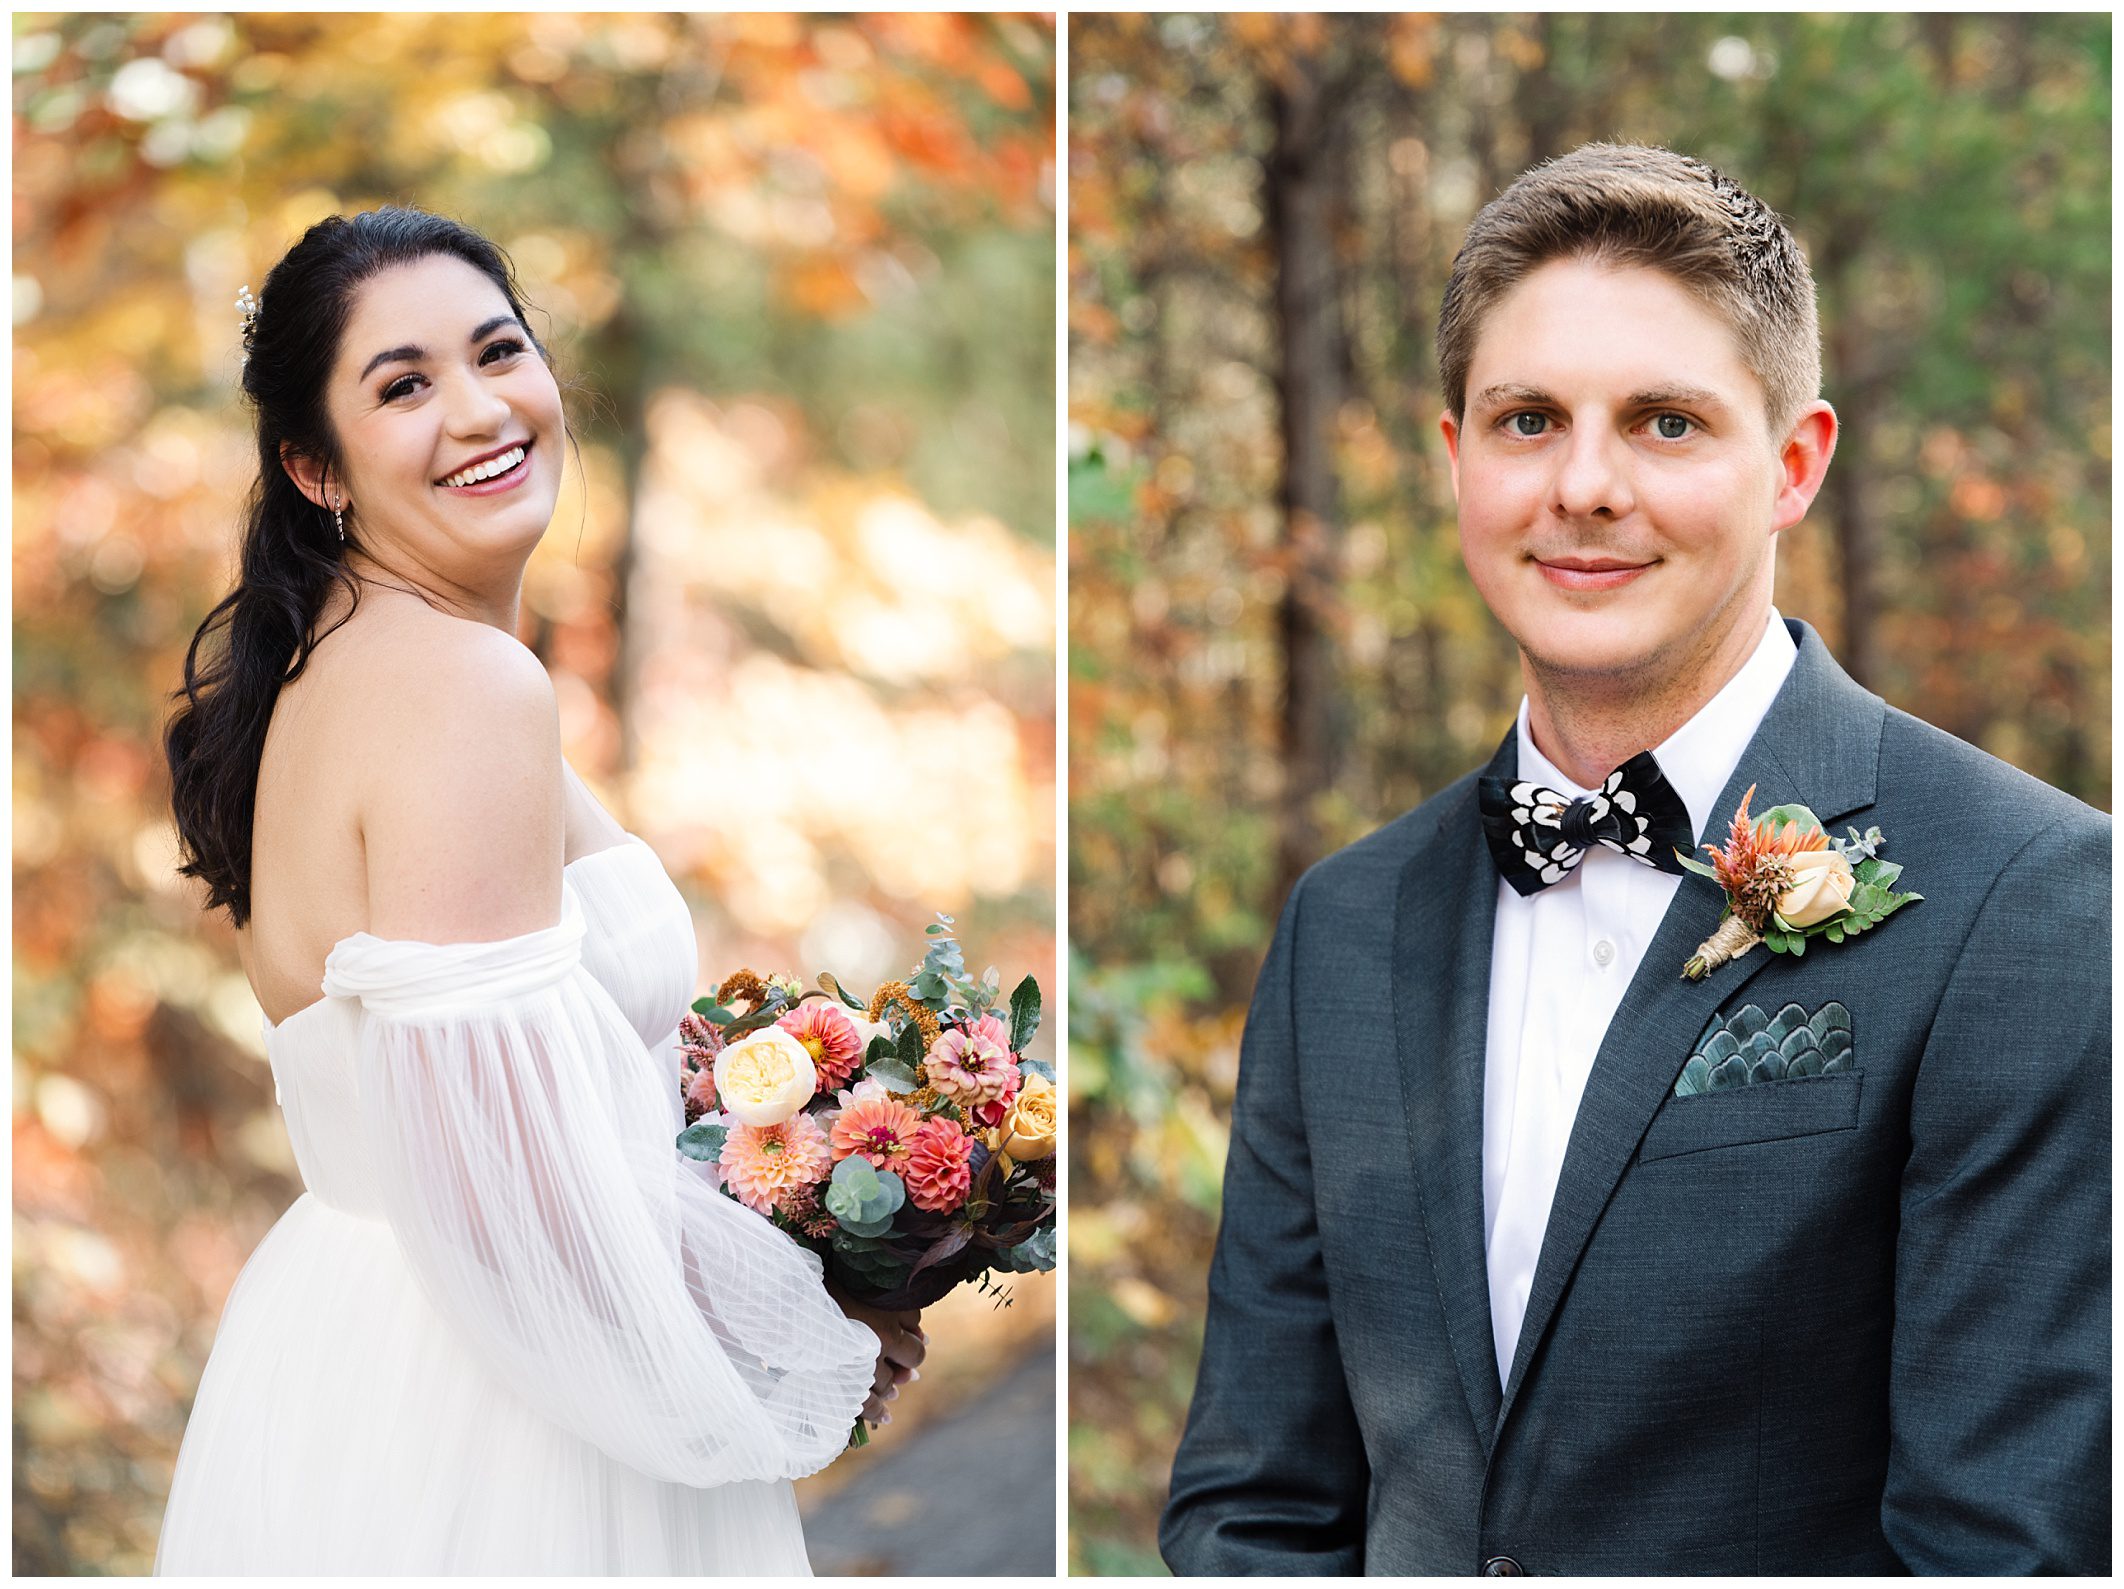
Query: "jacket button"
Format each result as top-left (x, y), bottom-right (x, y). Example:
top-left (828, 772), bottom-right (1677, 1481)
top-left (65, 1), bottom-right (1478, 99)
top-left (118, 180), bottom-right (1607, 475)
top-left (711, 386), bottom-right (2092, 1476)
top-left (1481, 1557), bottom-right (1523, 1576)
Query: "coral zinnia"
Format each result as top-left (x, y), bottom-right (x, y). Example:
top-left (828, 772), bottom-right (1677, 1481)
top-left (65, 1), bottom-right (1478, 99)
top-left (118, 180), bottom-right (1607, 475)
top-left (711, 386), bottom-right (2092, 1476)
top-left (778, 1001), bottom-right (866, 1092)
top-left (830, 1094), bottom-right (925, 1170)
top-left (925, 1021), bottom-right (1020, 1106)
top-left (905, 1119), bottom-right (974, 1213)
top-left (718, 1114), bottom-right (833, 1216)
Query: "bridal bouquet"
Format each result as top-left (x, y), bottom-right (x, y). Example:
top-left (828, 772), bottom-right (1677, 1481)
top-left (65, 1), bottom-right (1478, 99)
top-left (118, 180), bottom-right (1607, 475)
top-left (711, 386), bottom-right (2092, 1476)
top-left (675, 915), bottom-right (1056, 1319)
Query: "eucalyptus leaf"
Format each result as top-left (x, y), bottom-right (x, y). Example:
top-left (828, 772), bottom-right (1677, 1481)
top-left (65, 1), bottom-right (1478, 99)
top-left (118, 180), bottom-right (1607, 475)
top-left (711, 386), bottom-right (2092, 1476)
top-left (675, 1120), bottom-right (727, 1163)
top-left (690, 997), bottom-right (738, 1024)
top-left (1853, 857), bottom-right (1903, 890)
top-left (867, 1056), bottom-right (921, 1094)
top-left (1757, 802), bottom-right (1825, 836)
top-left (995, 1226), bottom-right (1056, 1273)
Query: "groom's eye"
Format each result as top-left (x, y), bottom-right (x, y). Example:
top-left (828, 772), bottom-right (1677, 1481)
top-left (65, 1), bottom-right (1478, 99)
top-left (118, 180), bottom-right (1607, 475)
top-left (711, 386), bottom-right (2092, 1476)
top-left (1508, 412), bottom-right (1549, 437)
top-left (1652, 413), bottom-right (1693, 440)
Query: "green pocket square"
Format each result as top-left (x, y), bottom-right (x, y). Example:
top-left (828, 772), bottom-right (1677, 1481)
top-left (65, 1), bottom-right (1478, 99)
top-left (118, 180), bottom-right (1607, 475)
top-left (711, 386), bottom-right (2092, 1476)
top-left (1675, 1000), bottom-right (1855, 1096)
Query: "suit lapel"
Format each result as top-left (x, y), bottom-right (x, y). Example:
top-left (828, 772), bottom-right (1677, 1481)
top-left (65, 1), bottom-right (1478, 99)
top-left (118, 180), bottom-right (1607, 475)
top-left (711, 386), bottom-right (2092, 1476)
top-left (1493, 621), bottom-right (1885, 1432)
top-left (1393, 741), bottom-right (1508, 1444)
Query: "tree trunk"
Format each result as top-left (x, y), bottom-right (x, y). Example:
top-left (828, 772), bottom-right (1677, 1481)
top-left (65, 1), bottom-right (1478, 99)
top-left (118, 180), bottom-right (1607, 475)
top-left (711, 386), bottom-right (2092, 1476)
top-left (1821, 244), bottom-right (1876, 689)
top-left (1266, 45), bottom-right (1347, 911)
top-left (1513, 13), bottom-right (1565, 169)
top-left (597, 301), bottom-right (653, 775)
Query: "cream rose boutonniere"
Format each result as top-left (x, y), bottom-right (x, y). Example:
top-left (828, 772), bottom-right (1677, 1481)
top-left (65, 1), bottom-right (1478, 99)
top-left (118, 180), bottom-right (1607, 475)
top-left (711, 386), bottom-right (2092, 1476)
top-left (1677, 786), bottom-right (1922, 980)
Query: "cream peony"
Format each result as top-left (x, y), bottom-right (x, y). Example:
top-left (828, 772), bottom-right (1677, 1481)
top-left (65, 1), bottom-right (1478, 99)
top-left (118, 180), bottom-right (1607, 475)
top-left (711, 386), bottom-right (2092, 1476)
top-left (712, 1027), bottom-right (820, 1127)
top-left (1778, 849), bottom-right (1856, 928)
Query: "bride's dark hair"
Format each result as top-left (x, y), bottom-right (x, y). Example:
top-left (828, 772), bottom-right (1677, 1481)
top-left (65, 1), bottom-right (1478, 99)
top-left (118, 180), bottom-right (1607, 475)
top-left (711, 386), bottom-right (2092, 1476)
top-left (165, 206), bottom-right (551, 926)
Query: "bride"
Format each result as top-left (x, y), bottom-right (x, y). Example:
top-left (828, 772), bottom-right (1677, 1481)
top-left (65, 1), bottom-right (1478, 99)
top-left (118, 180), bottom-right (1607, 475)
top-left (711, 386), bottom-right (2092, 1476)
top-left (156, 206), bottom-right (923, 1573)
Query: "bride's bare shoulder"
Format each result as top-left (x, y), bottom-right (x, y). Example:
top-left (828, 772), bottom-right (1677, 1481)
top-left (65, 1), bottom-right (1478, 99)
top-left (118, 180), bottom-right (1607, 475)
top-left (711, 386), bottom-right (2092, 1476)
top-left (330, 598), bottom-right (564, 942)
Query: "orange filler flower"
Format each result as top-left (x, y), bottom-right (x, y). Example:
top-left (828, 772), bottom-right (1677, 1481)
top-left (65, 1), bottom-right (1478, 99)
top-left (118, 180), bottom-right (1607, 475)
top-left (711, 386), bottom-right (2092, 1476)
top-left (1701, 784), bottom-right (1830, 932)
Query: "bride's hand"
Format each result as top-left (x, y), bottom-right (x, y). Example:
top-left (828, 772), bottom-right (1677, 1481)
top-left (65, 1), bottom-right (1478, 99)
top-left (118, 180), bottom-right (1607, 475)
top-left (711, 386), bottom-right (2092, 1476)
top-left (829, 1289), bottom-right (925, 1426)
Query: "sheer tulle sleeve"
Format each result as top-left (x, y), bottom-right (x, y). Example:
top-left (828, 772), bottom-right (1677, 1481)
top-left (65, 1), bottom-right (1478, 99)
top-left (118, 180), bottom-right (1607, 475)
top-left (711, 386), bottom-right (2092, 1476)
top-left (320, 886), bottom-right (876, 1488)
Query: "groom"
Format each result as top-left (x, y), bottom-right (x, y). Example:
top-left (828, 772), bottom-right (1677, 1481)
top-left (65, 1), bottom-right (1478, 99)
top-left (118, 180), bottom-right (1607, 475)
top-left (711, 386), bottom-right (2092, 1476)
top-left (1160, 144), bottom-right (2109, 1574)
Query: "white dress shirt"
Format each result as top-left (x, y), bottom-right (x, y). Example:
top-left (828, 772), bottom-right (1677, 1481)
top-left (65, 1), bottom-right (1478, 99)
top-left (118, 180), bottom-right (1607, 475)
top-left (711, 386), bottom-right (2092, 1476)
top-left (1482, 609), bottom-right (1798, 1389)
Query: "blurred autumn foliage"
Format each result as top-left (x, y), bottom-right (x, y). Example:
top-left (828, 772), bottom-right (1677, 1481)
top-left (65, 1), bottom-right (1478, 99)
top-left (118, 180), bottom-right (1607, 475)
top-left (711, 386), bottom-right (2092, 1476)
top-left (1066, 13), bottom-right (2108, 1573)
top-left (14, 12), bottom-right (1053, 1574)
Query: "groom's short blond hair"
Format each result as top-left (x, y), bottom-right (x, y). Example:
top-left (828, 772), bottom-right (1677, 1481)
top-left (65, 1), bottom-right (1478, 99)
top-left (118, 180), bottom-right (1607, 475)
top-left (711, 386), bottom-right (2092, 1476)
top-left (1436, 143), bottom-right (1821, 435)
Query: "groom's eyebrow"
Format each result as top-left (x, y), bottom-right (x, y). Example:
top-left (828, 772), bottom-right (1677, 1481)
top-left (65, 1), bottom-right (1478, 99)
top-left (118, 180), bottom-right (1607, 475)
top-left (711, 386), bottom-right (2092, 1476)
top-left (1469, 381), bottom-right (1732, 415)
top-left (1470, 382), bottom-right (1555, 413)
top-left (1626, 382), bottom-right (1728, 414)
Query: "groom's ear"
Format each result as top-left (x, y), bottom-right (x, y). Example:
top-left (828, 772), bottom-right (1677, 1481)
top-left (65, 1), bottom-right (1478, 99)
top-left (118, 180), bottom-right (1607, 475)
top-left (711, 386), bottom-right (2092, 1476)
top-left (1769, 401), bottom-right (1837, 534)
top-left (1438, 408), bottom-right (1463, 501)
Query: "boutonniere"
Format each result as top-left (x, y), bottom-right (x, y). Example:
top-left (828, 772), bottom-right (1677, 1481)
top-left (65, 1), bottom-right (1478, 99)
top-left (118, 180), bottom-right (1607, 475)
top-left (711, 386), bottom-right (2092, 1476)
top-left (1676, 785), bottom-right (1922, 980)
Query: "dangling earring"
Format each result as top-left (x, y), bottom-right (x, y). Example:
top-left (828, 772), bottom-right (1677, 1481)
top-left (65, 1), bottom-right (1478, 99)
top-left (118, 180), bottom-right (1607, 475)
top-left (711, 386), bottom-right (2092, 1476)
top-left (332, 499), bottom-right (346, 543)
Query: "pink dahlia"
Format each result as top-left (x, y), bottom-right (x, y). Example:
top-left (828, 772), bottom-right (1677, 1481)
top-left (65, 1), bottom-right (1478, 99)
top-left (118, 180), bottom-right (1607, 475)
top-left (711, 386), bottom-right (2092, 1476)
top-left (830, 1094), bottom-right (925, 1170)
top-left (924, 1018), bottom-right (1020, 1106)
top-left (777, 1002), bottom-right (866, 1093)
top-left (904, 1118), bottom-right (974, 1213)
top-left (718, 1114), bottom-right (833, 1216)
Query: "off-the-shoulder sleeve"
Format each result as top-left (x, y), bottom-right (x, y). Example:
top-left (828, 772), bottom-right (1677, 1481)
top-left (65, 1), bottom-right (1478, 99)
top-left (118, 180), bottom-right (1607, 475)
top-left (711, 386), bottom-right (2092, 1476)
top-left (321, 886), bottom-right (876, 1488)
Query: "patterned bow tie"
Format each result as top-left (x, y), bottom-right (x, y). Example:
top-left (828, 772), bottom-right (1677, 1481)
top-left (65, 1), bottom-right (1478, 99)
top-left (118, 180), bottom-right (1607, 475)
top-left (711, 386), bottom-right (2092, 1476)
top-left (1479, 750), bottom-right (1694, 897)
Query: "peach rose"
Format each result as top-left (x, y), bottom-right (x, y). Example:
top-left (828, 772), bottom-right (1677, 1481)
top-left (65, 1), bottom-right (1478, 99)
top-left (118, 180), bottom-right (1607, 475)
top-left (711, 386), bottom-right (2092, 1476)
top-left (1000, 1072), bottom-right (1057, 1161)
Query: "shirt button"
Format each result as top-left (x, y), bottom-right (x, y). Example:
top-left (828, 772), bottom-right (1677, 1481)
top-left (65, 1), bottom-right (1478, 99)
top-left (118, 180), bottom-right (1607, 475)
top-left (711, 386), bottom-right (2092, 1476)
top-left (1592, 937), bottom-right (1616, 967)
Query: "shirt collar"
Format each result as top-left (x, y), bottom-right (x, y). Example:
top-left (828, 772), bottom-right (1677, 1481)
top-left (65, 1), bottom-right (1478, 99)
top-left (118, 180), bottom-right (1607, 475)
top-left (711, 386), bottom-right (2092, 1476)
top-left (1514, 607), bottom-right (1799, 840)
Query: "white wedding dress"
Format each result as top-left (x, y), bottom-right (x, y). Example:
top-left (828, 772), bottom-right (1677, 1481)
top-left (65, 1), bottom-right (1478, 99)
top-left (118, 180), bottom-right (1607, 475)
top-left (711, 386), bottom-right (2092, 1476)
top-left (155, 838), bottom-right (877, 1574)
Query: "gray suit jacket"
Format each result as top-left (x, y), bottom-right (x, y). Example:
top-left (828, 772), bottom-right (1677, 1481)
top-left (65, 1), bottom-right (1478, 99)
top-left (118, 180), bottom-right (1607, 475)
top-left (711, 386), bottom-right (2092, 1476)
top-left (1161, 620), bottom-right (2110, 1574)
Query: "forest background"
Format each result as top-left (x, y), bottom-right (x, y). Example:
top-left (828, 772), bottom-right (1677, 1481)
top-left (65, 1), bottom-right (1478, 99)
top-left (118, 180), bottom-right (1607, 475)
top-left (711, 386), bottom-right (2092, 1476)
top-left (1067, 12), bottom-right (2109, 1573)
top-left (13, 12), bottom-right (1055, 1575)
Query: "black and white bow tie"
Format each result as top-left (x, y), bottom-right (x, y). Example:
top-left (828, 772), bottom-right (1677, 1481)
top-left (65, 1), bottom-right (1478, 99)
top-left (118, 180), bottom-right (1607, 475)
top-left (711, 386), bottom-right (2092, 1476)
top-left (1478, 750), bottom-right (1693, 897)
